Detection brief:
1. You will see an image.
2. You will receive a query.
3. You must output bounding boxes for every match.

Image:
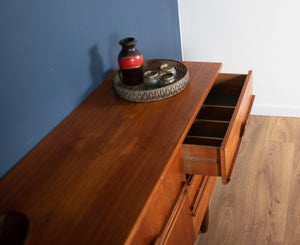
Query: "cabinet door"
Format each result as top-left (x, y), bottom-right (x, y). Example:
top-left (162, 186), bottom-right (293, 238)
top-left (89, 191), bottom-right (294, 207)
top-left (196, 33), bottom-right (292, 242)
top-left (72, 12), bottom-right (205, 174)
top-left (153, 186), bottom-right (195, 245)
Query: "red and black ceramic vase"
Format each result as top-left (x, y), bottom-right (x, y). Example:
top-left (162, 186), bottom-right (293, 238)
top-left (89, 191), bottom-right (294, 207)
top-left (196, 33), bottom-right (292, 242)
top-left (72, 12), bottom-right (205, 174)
top-left (118, 37), bottom-right (144, 85)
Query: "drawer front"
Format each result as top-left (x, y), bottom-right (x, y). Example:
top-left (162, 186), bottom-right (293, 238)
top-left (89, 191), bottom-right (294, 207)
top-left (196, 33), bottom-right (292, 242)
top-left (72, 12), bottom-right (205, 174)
top-left (189, 176), bottom-right (217, 235)
top-left (186, 174), bottom-right (204, 207)
top-left (128, 149), bottom-right (186, 244)
top-left (152, 185), bottom-right (195, 245)
top-left (182, 71), bottom-right (254, 184)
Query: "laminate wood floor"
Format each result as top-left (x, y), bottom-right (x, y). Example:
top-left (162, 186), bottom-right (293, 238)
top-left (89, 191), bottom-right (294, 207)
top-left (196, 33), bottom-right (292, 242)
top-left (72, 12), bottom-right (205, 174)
top-left (195, 115), bottom-right (300, 245)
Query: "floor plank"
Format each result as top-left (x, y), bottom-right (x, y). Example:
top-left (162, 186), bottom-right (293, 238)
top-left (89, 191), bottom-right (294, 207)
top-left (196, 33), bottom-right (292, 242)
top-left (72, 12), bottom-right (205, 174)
top-left (264, 116), bottom-right (297, 143)
top-left (195, 115), bottom-right (298, 245)
top-left (284, 142), bottom-right (300, 245)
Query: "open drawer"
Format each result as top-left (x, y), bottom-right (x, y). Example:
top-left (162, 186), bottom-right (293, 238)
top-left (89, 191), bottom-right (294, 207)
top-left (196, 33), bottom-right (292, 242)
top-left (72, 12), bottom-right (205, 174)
top-left (182, 71), bottom-right (255, 184)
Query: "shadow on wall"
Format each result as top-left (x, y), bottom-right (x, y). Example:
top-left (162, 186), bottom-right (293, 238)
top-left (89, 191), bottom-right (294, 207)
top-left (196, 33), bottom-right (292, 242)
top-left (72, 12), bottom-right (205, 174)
top-left (89, 45), bottom-right (104, 84)
top-left (81, 45), bottom-right (113, 101)
top-left (85, 34), bottom-right (122, 101)
top-left (107, 33), bottom-right (121, 78)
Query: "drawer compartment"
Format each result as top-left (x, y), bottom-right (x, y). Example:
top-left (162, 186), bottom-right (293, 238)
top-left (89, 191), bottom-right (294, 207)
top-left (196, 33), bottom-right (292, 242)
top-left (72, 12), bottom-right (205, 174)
top-left (182, 71), bottom-right (254, 184)
top-left (196, 106), bottom-right (234, 122)
top-left (187, 120), bottom-right (229, 140)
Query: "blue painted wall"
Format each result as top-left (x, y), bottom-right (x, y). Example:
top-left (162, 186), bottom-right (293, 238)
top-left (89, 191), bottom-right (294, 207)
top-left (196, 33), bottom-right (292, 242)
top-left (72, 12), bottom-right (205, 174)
top-left (0, 0), bottom-right (182, 177)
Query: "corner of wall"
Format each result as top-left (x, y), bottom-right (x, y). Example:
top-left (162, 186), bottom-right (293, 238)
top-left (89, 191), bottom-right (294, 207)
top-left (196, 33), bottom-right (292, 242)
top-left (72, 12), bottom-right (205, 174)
top-left (176, 0), bottom-right (184, 60)
top-left (251, 104), bottom-right (300, 118)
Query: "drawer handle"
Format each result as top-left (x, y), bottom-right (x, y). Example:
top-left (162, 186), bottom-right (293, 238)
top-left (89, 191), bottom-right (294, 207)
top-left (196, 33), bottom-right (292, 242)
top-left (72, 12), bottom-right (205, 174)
top-left (226, 137), bottom-right (242, 183)
top-left (228, 95), bottom-right (255, 182)
top-left (191, 176), bottom-right (209, 216)
top-left (240, 122), bottom-right (246, 138)
top-left (186, 174), bottom-right (194, 186)
top-left (200, 207), bottom-right (209, 233)
top-left (240, 95), bottom-right (255, 138)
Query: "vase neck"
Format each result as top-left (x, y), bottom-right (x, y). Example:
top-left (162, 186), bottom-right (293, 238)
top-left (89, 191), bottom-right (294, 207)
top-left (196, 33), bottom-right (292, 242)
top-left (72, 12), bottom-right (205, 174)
top-left (119, 37), bottom-right (137, 47)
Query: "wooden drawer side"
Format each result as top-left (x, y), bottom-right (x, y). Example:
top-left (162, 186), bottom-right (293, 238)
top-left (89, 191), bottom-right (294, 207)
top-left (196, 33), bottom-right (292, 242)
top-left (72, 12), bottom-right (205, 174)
top-left (221, 71), bottom-right (253, 184)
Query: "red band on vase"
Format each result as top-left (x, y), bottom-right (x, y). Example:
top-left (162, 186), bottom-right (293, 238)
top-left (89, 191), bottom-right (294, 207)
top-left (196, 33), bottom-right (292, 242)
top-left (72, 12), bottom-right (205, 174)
top-left (118, 56), bottom-right (144, 68)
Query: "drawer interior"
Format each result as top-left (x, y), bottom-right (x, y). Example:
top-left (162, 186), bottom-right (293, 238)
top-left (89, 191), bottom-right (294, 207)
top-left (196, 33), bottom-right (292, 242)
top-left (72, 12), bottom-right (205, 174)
top-left (197, 106), bottom-right (234, 121)
top-left (204, 74), bottom-right (247, 107)
top-left (184, 74), bottom-right (247, 147)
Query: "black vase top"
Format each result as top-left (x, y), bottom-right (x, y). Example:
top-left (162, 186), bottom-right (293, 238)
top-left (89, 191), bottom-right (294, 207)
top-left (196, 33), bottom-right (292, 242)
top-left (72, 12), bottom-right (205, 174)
top-left (119, 37), bottom-right (137, 47)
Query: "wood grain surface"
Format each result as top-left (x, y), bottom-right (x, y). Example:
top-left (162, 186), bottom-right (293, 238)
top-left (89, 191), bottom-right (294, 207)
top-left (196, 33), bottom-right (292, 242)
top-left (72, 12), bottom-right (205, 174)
top-left (196, 115), bottom-right (300, 245)
top-left (284, 118), bottom-right (300, 245)
top-left (0, 62), bottom-right (222, 245)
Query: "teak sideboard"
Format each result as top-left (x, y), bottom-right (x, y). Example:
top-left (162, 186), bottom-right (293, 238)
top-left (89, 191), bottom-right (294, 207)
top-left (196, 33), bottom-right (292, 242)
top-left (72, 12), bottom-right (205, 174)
top-left (0, 62), bottom-right (254, 245)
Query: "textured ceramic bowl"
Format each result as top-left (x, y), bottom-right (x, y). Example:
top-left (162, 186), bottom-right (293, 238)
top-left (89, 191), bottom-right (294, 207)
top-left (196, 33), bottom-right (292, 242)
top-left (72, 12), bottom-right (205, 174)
top-left (113, 59), bottom-right (189, 102)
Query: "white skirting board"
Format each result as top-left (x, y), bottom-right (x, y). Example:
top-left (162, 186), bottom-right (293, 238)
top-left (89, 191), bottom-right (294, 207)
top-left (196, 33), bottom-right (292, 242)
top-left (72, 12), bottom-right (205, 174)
top-left (251, 104), bottom-right (300, 118)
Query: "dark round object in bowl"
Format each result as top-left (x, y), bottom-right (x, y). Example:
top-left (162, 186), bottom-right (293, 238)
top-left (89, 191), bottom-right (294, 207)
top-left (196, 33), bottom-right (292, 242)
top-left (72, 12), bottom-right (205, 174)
top-left (159, 73), bottom-right (176, 87)
top-left (144, 70), bottom-right (159, 89)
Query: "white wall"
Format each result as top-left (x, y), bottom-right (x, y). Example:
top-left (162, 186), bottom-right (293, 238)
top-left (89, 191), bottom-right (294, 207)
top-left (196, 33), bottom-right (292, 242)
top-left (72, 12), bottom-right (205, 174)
top-left (178, 0), bottom-right (300, 117)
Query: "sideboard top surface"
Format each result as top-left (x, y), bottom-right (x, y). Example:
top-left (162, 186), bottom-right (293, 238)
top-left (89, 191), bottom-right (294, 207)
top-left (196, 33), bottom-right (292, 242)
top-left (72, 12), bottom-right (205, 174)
top-left (0, 61), bottom-right (222, 244)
